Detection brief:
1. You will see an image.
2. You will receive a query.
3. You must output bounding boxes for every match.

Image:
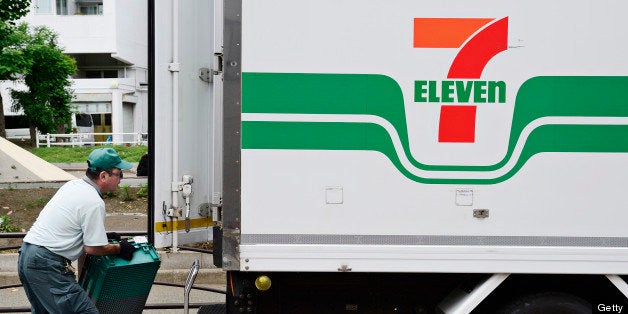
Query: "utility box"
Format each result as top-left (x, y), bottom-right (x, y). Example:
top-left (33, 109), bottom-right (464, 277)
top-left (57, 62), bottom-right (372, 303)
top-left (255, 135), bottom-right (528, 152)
top-left (79, 237), bottom-right (161, 314)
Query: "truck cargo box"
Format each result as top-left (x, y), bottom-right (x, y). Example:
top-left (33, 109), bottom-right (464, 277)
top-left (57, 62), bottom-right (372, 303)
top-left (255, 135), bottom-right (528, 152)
top-left (218, 0), bottom-right (628, 274)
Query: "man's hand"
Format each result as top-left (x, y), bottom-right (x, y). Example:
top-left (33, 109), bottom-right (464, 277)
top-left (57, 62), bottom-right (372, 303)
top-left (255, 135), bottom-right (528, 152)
top-left (118, 239), bottom-right (137, 261)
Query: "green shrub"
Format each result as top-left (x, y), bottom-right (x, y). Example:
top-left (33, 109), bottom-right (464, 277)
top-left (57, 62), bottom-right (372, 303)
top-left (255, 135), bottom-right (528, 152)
top-left (118, 184), bottom-right (134, 201)
top-left (136, 184), bottom-right (148, 198)
top-left (25, 197), bottom-right (49, 209)
top-left (0, 215), bottom-right (21, 232)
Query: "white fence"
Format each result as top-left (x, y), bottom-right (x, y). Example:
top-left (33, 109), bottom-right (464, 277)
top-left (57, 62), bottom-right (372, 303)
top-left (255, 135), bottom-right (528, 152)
top-left (36, 132), bottom-right (148, 147)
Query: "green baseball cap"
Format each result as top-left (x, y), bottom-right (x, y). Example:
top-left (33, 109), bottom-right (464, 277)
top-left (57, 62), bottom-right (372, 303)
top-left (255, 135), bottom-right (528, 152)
top-left (87, 148), bottom-right (133, 171)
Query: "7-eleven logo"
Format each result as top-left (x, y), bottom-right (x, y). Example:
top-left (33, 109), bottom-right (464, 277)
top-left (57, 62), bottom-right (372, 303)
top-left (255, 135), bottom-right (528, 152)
top-left (413, 17), bottom-right (508, 143)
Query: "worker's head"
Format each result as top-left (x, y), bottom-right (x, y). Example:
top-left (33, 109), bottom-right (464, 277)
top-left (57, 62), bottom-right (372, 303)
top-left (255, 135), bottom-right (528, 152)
top-left (85, 148), bottom-right (132, 191)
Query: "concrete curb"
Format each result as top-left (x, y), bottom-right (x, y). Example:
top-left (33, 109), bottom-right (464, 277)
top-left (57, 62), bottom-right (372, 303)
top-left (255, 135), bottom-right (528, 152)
top-left (155, 269), bottom-right (225, 285)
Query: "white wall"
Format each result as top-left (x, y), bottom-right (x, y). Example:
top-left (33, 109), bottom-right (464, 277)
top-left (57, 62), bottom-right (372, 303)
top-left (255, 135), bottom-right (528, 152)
top-left (23, 2), bottom-right (117, 54)
top-left (114, 1), bottom-right (148, 68)
top-left (24, 0), bottom-right (147, 64)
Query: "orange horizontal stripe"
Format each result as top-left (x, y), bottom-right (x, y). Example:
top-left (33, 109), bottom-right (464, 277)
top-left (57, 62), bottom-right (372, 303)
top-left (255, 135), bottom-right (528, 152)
top-left (414, 18), bottom-right (494, 48)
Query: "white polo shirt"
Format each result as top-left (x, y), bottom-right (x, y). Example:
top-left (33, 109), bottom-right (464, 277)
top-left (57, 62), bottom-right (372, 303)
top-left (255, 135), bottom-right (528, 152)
top-left (23, 178), bottom-right (108, 261)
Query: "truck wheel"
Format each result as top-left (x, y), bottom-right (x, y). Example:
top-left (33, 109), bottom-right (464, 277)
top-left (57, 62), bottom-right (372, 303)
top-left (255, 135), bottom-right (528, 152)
top-left (496, 292), bottom-right (590, 314)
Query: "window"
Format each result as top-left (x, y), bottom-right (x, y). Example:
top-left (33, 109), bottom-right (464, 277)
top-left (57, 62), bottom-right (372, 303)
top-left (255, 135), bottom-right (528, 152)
top-left (85, 70), bottom-right (119, 78)
top-left (56, 0), bottom-right (68, 15)
top-left (78, 3), bottom-right (103, 15)
top-left (92, 114), bottom-right (101, 125)
top-left (103, 70), bottom-right (118, 78)
top-left (35, 0), bottom-right (53, 14)
top-left (85, 71), bottom-right (101, 78)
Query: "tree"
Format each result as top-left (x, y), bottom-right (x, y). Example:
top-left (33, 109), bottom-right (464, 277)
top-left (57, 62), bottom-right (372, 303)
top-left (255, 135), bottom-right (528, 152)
top-left (0, 0), bottom-right (33, 137)
top-left (0, 0), bottom-right (31, 25)
top-left (11, 25), bottom-right (77, 143)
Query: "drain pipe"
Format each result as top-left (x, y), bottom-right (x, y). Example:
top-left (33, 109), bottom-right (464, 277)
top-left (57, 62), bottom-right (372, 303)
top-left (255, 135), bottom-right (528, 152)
top-left (168, 0), bottom-right (181, 253)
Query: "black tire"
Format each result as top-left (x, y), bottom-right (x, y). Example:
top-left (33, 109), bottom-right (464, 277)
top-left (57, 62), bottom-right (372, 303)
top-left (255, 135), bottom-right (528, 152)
top-left (496, 292), bottom-right (591, 314)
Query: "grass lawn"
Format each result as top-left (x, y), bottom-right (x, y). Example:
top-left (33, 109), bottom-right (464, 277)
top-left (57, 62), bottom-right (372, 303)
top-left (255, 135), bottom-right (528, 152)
top-left (28, 145), bottom-right (148, 163)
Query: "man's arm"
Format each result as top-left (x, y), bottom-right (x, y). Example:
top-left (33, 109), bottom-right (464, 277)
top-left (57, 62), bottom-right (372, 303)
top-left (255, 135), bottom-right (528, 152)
top-left (84, 243), bottom-right (120, 256)
top-left (84, 240), bottom-right (137, 260)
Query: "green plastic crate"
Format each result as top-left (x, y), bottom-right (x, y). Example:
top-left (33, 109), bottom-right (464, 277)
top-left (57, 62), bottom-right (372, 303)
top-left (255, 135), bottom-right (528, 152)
top-left (79, 238), bottom-right (161, 314)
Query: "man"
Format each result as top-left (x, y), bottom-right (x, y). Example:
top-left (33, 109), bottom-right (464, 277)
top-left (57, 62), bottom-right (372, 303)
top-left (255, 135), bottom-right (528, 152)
top-left (18, 147), bottom-right (137, 313)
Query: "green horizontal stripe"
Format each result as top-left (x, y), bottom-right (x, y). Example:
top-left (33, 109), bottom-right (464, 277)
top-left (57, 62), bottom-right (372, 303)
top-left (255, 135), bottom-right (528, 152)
top-left (244, 122), bottom-right (628, 184)
top-left (242, 73), bottom-right (628, 183)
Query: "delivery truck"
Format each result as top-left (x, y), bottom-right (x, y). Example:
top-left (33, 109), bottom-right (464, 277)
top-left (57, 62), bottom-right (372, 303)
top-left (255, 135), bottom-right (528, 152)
top-left (151, 1), bottom-right (628, 312)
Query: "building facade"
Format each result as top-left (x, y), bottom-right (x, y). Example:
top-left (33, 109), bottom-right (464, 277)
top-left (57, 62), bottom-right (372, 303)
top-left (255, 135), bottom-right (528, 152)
top-left (2, 0), bottom-right (148, 143)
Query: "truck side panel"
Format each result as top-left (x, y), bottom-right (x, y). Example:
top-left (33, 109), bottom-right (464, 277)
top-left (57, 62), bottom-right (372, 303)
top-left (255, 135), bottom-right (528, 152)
top-left (224, 0), bottom-right (628, 274)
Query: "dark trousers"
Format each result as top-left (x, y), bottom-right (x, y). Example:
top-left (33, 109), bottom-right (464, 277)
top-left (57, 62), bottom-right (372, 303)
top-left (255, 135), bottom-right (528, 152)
top-left (18, 242), bottom-right (98, 314)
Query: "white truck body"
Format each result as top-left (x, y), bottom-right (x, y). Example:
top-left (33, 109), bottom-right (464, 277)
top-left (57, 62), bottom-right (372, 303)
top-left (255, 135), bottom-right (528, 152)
top-left (153, 0), bottom-right (628, 310)
top-left (234, 0), bottom-right (628, 274)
